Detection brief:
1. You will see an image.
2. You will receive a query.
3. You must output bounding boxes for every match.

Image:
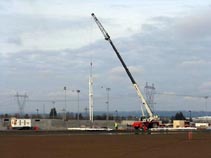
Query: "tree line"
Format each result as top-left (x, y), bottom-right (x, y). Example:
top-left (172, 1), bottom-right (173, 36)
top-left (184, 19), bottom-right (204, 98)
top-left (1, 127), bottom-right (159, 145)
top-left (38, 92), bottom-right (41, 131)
top-left (0, 109), bottom-right (189, 122)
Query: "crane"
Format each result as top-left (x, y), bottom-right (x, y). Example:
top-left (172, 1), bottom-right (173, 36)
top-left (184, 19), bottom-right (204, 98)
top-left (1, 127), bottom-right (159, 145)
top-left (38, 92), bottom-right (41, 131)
top-left (91, 13), bottom-right (159, 128)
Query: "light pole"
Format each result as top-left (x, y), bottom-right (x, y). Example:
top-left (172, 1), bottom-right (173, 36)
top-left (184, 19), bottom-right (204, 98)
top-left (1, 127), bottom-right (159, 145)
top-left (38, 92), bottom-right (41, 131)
top-left (189, 110), bottom-right (192, 122)
top-left (52, 101), bottom-right (55, 119)
top-left (43, 104), bottom-right (45, 119)
top-left (106, 88), bottom-right (111, 123)
top-left (64, 86), bottom-right (67, 120)
top-left (115, 110), bottom-right (118, 121)
top-left (84, 107), bottom-right (88, 120)
top-left (36, 108), bottom-right (39, 118)
top-left (76, 90), bottom-right (80, 123)
top-left (204, 96), bottom-right (209, 122)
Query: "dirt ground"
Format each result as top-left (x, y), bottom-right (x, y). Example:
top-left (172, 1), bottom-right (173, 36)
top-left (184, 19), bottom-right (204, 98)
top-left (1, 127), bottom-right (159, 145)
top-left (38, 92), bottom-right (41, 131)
top-left (0, 132), bottom-right (211, 158)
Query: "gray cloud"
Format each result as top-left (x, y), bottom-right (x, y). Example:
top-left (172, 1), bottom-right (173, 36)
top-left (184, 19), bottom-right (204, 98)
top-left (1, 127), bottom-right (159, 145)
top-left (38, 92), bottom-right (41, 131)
top-left (0, 13), bottom-right (92, 52)
top-left (1, 1), bottom-right (211, 113)
top-left (7, 37), bottom-right (22, 45)
top-left (175, 9), bottom-right (211, 39)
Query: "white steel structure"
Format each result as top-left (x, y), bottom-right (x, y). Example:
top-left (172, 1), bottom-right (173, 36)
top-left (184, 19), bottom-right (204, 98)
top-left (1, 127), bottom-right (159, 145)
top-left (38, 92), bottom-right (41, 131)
top-left (89, 62), bottom-right (94, 123)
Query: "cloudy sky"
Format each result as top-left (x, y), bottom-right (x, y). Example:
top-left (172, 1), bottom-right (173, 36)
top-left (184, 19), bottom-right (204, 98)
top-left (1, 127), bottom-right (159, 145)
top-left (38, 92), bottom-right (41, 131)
top-left (0, 0), bottom-right (211, 114)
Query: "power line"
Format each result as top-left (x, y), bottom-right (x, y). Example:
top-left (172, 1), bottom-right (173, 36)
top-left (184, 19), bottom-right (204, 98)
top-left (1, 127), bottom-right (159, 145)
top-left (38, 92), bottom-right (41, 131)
top-left (155, 92), bottom-right (210, 99)
top-left (14, 92), bottom-right (28, 116)
top-left (23, 93), bottom-right (211, 103)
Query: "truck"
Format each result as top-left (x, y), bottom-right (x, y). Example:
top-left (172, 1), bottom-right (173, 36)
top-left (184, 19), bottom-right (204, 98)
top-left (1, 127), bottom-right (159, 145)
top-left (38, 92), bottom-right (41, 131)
top-left (91, 13), bottom-right (160, 130)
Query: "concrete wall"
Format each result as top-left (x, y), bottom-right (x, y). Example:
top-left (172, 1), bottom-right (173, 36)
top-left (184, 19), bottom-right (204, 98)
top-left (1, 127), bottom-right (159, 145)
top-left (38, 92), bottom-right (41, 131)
top-left (0, 118), bottom-right (129, 130)
top-left (31, 119), bottom-right (117, 130)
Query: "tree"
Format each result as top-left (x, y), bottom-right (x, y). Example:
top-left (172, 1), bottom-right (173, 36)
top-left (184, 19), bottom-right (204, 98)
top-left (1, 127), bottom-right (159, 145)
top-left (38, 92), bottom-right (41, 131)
top-left (49, 108), bottom-right (57, 118)
top-left (24, 114), bottom-right (30, 118)
top-left (172, 112), bottom-right (186, 120)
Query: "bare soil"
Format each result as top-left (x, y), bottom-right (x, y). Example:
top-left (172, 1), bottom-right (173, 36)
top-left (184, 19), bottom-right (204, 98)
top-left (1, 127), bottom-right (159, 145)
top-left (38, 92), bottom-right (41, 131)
top-left (0, 132), bottom-right (211, 158)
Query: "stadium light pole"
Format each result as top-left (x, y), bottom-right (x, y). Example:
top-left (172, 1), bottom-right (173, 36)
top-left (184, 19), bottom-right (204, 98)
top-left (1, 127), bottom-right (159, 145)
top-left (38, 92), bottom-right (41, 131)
top-left (204, 96), bottom-right (208, 122)
top-left (106, 88), bottom-right (111, 124)
top-left (189, 110), bottom-right (192, 122)
top-left (76, 90), bottom-right (80, 123)
top-left (52, 101), bottom-right (56, 119)
top-left (64, 86), bottom-right (67, 120)
top-left (115, 110), bottom-right (118, 121)
top-left (36, 108), bottom-right (39, 118)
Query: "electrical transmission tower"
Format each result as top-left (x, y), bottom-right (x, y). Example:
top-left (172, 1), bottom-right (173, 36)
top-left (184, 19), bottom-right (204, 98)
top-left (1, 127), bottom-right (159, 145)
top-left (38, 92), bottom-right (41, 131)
top-left (144, 82), bottom-right (156, 112)
top-left (15, 92), bottom-right (28, 117)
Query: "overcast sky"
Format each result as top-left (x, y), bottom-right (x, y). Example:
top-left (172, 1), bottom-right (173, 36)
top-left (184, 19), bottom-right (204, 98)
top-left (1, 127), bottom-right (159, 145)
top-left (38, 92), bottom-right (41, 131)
top-left (0, 0), bottom-right (211, 114)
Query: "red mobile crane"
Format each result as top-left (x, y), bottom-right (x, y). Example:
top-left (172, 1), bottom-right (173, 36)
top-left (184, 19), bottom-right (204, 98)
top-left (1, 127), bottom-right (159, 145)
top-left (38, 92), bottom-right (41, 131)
top-left (91, 13), bottom-right (160, 130)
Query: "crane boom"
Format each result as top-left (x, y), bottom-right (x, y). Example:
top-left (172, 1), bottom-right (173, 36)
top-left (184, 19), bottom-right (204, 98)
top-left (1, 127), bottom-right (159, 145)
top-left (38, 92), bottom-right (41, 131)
top-left (91, 13), bottom-right (155, 119)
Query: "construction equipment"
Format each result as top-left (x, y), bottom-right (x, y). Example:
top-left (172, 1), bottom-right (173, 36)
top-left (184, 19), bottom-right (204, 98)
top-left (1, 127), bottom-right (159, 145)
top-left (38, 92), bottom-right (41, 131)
top-left (91, 13), bottom-right (160, 129)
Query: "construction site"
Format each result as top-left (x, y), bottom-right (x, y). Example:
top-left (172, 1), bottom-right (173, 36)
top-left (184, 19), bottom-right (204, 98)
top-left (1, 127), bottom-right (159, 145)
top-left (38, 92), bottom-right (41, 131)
top-left (0, 13), bottom-right (210, 133)
top-left (1, 2), bottom-right (211, 157)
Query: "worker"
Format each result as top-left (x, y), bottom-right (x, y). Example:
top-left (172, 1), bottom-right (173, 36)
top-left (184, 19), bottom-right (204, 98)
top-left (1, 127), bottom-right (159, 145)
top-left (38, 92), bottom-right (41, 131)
top-left (114, 122), bottom-right (118, 130)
